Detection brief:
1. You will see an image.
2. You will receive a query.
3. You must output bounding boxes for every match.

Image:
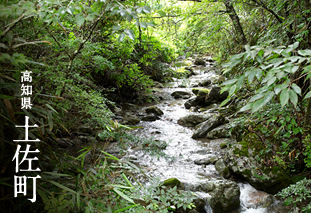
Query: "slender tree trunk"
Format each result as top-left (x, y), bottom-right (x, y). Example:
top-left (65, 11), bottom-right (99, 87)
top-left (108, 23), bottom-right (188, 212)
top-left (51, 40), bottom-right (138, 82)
top-left (305, 89), bottom-right (311, 127)
top-left (223, 0), bottom-right (247, 45)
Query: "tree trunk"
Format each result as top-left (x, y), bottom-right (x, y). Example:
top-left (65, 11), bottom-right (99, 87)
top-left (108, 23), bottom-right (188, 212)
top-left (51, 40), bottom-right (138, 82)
top-left (223, 0), bottom-right (247, 45)
top-left (305, 95), bottom-right (311, 127)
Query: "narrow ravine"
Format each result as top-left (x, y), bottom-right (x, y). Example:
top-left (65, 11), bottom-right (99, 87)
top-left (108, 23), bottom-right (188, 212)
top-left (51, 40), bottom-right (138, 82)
top-left (121, 56), bottom-right (284, 213)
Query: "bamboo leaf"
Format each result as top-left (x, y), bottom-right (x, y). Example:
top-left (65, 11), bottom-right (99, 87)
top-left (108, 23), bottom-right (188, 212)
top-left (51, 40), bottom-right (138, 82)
top-left (113, 188), bottom-right (135, 204)
top-left (48, 180), bottom-right (77, 194)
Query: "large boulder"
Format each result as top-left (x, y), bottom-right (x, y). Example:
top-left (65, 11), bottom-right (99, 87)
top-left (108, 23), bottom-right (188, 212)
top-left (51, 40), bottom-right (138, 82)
top-left (122, 113), bottom-right (140, 125)
top-left (141, 114), bottom-right (158, 121)
top-left (194, 58), bottom-right (206, 66)
top-left (184, 97), bottom-right (199, 109)
top-left (192, 114), bottom-right (225, 139)
top-left (208, 180), bottom-right (240, 213)
top-left (171, 91), bottom-right (192, 99)
top-left (187, 179), bottom-right (240, 213)
top-left (224, 142), bottom-right (292, 194)
top-left (204, 86), bottom-right (228, 106)
top-left (206, 123), bottom-right (231, 139)
top-left (145, 106), bottom-right (164, 116)
top-left (178, 113), bottom-right (212, 127)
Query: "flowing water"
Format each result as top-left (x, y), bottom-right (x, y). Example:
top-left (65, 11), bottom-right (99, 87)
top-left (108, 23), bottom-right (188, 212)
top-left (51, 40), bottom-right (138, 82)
top-left (122, 59), bottom-right (278, 212)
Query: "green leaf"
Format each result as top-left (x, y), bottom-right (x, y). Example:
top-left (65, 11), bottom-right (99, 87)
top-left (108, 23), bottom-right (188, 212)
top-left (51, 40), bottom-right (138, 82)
top-left (75, 14), bottom-right (85, 27)
top-left (113, 188), bottom-right (135, 204)
top-left (228, 84), bottom-right (236, 96)
top-left (140, 21), bottom-right (147, 28)
top-left (114, 204), bottom-right (140, 213)
top-left (274, 84), bottom-right (287, 95)
top-left (298, 49), bottom-right (311, 56)
top-left (303, 65), bottom-right (311, 74)
top-left (245, 44), bottom-right (250, 52)
top-left (124, 29), bottom-right (135, 40)
top-left (255, 68), bottom-right (262, 80)
top-left (118, 33), bottom-right (125, 42)
top-left (143, 6), bottom-right (151, 13)
top-left (289, 89), bottom-right (298, 107)
top-left (267, 76), bottom-right (276, 86)
top-left (291, 83), bottom-right (301, 95)
top-left (236, 75), bottom-right (245, 90)
top-left (280, 89), bottom-right (289, 107)
top-left (158, 10), bottom-right (166, 17)
top-left (240, 103), bottom-right (252, 112)
top-left (249, 93), bottom-right (264, 102)
top-left (252, 98), bottom-right (265, 112)
top-left (0, 94), bottom-right (15, 99)
top-left (222, 78), bottom-right (237, 86)
top-left (219, 97), bottom-right (231, 107)
top-left (48, 180), bottom-right (77, 194)
top-left (304, 91), bottom-right (311, 100)
top-left (247, 69), bottom-right (256, 83)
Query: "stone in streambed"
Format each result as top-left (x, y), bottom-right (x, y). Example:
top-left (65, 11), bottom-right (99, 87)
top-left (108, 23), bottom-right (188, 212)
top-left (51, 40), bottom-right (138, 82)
top-left (178, 113), bottom-right (212, 127)
top-left (171, 90), bottom-right (192, 99)
top-left (192, 114), bottom-right (225, 139)
top-left (141, 113), bottom-right (158, 121)
top-left (145, 106), bottom-right (164, 116)
top-left (206, 123), bottom-right (231, 139)
top-left (215, 159), bottom-right (230, 179)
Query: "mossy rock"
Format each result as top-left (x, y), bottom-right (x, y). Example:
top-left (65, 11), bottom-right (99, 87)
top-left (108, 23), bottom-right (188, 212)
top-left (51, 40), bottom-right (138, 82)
top-left (162, 178), bottom-right (185, 190)
top-left (192, 88), bottom-right (199, 95)
top-left (220, 143), bottom-right (228, 149)
top-left (197, 88), bottom-right (210, 97)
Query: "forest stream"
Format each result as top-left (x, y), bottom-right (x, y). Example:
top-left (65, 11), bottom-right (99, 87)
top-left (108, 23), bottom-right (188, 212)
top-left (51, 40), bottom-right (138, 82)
top-left (115, 56), bottom-right (287, 213)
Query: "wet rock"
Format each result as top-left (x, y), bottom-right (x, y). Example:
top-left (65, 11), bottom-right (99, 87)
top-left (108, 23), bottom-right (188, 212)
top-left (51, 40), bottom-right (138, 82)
top-left (194, 58), bottom-right (206, 66)
top-left (192, 114), bottom-right (225, 139)
top-left (171, 90), bottom-right (192, 99)
top-left (122, 103), bottom-right (140, 111)
top-left (122, 114), bottom-right (140, 125)
top-left (220, 143), bottom-right (228, 149)
top-left (199, 79), bottom-right (211, 87)
top-left (194, 155), bottom-right (219, 165)
top-left (215, 159), bottom-right (230, 179)
top-left (141, 113), bottom-right (158, 121)
top-left (162, 178), bottom-right (184, 189)
top-left (239, 183), bottom-right (275, 209)
top-left (224, 143), bottom-right (292, 194)
top-left (184, 97), bottom-right (198, 109)
top-left (56, 138), bottom-right (74, 148)
top-left (206, 123), bottom-right (231, 139)
top-left (205, 86), bottom-right (228, 106)
top-left (192, 88), bottom-right (199, 95)
top-left (197, 88), bottom-right (210, 97)
top-left (145, 106), bottom-right (164, 116)
top-left (185, 66), bottom-right (196, 76)
top-left (178, 113), bottom-right (212, 127)
top-left (207, 180), bottom-right (240, 213)
top-left (77, 125), bottom-right (94, 135)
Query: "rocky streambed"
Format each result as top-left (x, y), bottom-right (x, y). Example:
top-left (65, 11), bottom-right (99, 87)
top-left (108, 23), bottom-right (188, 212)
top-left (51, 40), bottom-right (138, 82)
top-left (112, 56), bottom-right (291, 213)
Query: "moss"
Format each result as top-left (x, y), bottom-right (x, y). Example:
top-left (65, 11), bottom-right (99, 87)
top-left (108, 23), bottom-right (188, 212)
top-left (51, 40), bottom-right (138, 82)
top-left (220, 143), bottom-right (228, 149)
top-left (242, 169), bottom-right (252, 177)
top-left (192, 88), bottom-right (199, 95)
top-left (197, 88), bottom-right (210, 97)
top-left (163, 178), bottom-right (181, 187)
